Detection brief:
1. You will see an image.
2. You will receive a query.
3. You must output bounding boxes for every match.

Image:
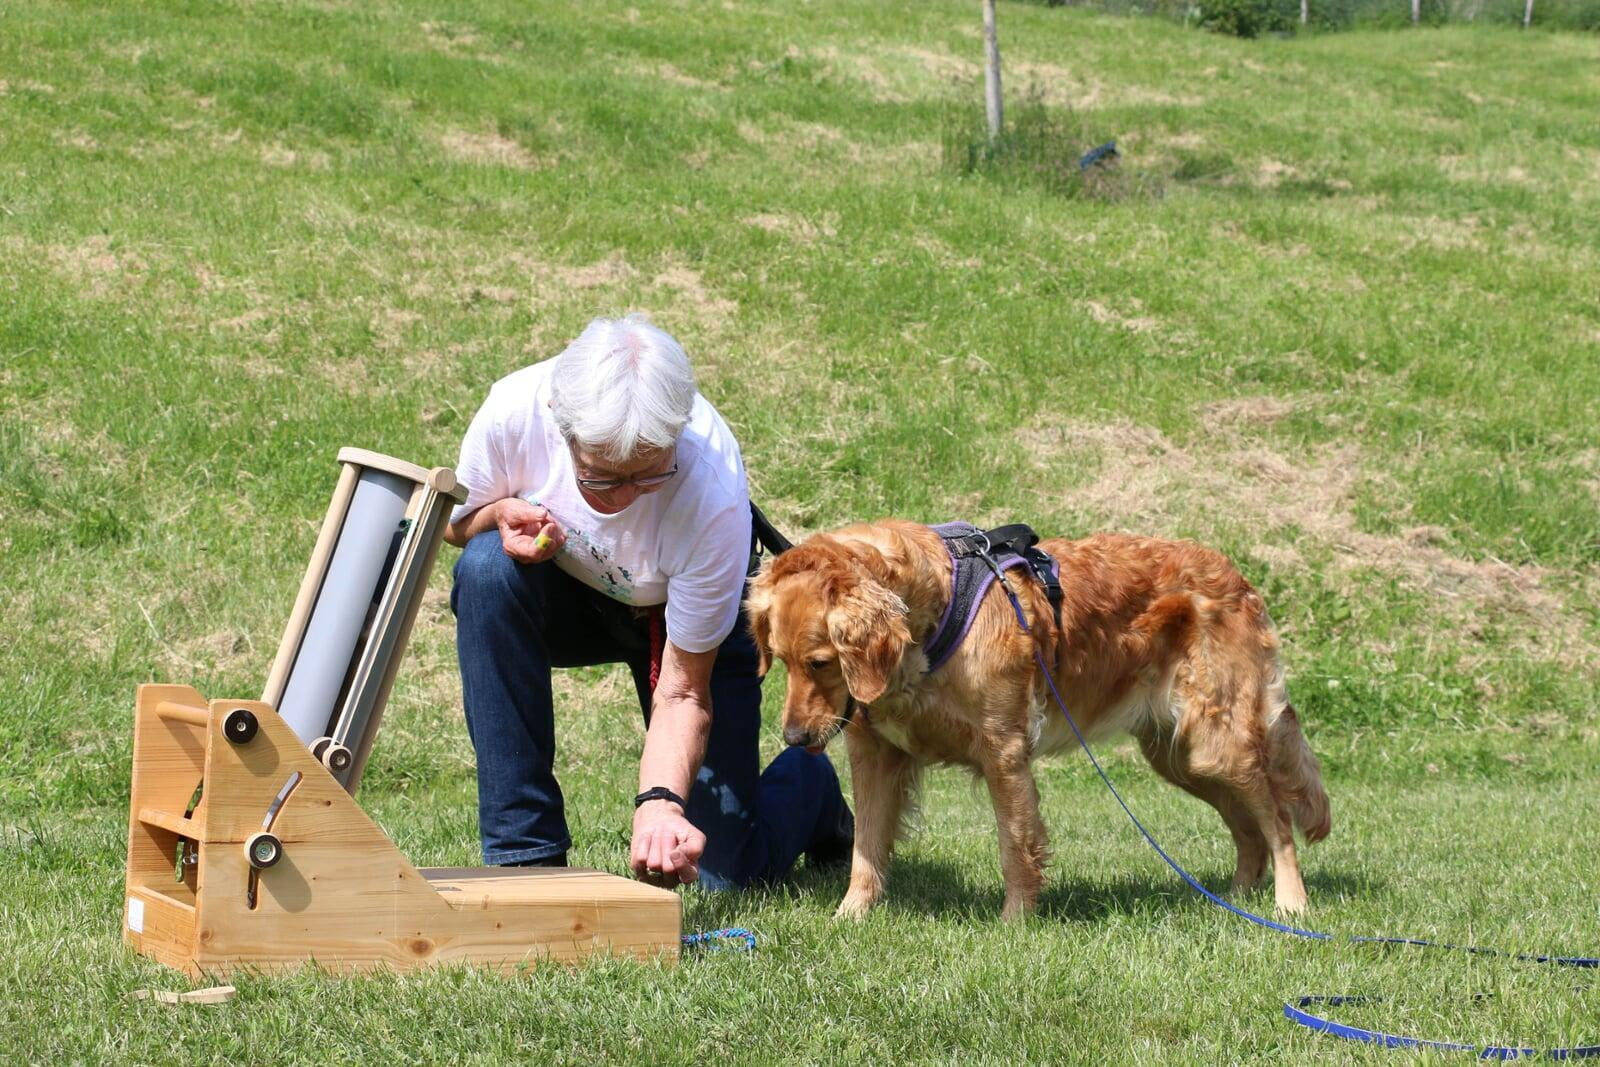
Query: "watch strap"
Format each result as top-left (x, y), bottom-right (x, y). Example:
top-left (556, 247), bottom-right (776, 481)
top-left (633, 786), bottom-right (686, 810)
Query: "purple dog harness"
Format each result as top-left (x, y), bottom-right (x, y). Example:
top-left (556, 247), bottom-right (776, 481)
top-left (922, 522), bottom-right (1063, 675)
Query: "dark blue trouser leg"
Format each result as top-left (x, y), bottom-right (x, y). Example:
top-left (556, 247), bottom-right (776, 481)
top-left (452, 532), bottom-right (639, 864)
top-left (452, 530), bottom-right (850, 884)
top-left (688, 610), bottom-right (850, 889)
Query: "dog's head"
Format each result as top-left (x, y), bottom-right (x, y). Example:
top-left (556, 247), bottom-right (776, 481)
top-left (745, 536), bottom-right (912, 753)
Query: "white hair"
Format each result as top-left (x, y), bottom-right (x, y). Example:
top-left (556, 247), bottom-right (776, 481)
top-left (548, 314), bottom-right (698, 463)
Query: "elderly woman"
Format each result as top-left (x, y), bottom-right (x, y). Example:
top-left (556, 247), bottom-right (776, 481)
top-left (445, 314), bottom-right (852, 888)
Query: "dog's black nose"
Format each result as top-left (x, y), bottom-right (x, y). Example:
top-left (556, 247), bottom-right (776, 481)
top-left (783, 725), bottom-right (813, 748)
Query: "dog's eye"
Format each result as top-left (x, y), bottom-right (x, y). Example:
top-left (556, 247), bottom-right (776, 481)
top-left (807, 659), bottom-right (831, 673)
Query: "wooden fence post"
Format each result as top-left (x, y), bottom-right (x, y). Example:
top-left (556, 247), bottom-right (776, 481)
top-left (982, 0), bottom-right (1003, 143)
top-left (1523, 0), bottom-right (1534, 26)
top-left (1412, 0), bottom-right (1420, 23)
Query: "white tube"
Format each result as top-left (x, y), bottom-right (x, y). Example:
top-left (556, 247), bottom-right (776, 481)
top-left (276, 469), bottom-right (413, 744)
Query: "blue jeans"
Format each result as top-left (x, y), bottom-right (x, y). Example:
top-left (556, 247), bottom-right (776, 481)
top-left (451, 531), bottom-right (851, 889)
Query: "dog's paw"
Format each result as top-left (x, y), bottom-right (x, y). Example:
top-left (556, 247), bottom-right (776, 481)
top-left (1274, 893), bottom-right (1309, 917)
top-left (833, 895), bottom-right (876, 921)
top-left (1000, 898), bottom-right (1038, 923)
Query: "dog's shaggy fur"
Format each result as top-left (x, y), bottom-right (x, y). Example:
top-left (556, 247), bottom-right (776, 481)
top-left (746, 521), bottom-right (1330, 921)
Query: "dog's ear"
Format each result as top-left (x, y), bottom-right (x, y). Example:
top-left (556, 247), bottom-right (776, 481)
top-left (826, 575), bottom-right (911, 705)
top-left (744, 577), bottom-right (774, 677)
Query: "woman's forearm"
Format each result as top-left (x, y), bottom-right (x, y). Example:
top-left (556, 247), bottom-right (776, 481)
top-left (444, 499), bottom-right (502, 547)
top-left (638, 644), bottom-right (717, 799)
top-left (638, 691), bottom-right (711, 800)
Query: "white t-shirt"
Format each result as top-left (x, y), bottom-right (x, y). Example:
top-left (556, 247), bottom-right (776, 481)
top-left (451, 360), bottom-right (752, 654)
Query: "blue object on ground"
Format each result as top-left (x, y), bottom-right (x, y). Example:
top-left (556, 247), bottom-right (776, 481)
top-left (1078, 140), bottom-right (1118, 170)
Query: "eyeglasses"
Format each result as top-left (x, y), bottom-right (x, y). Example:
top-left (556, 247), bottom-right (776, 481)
top-left (574, 462), bottom-right (678, 494)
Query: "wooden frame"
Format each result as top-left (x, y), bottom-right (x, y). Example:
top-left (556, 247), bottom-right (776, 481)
top-left (261, 449), bottom-right (467, 793)
top-left (124, 684), bottom-right (681, 976)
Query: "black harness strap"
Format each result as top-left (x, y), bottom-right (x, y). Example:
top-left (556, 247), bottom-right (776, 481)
top-left (747, 501), bottom-right (792, 576)
top-left (750, 501), bottom-right (792, 556)
top-left (923, 522), bottom-right (1063, 675)
top-left (978, 524), bottom-right (1064, 626)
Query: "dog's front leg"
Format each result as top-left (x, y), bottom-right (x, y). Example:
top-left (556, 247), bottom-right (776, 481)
top-left (980, 739), bottom-right (1049, 922)
top-left (836, 726), bottom-right (915, 920)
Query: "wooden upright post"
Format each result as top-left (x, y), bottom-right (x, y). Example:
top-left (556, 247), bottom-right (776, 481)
top-left (982, 0), bottom-right (1003, 143)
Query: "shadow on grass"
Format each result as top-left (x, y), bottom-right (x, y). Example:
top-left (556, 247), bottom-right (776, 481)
top-left (674, 853), bottom-right (1381, 936)
top-left (868, 856), bottom-right (1384, 924)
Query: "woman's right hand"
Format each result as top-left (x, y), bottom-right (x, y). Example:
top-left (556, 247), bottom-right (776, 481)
top-left (495, 499), bottom-right (566, 564)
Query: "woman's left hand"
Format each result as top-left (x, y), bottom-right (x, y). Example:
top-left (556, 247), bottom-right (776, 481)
top-left (631, 800), bottom-right (705, 887)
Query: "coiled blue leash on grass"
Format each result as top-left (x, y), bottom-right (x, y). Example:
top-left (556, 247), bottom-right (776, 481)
top-left (681, 927), bottom-right (756, 953)
top-left (985, 565), bottom-right (1598, 1058)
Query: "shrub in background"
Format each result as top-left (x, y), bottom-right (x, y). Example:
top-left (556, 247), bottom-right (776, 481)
top-left (1196, 0), bottom-right (1299, 35)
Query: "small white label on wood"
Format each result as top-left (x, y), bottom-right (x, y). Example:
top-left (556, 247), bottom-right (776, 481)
top-left (127, 896), bottom-right (145, 933)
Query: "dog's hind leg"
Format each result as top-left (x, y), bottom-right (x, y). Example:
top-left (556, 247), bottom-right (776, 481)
top-left (1182, 720), bottom-right (1309, 914)
top-left (837, 726), bottom-right (918, 920)
top-left (1136, 728), bottom-right (1269, 891)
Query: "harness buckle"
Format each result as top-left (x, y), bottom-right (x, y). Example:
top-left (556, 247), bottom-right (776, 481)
top-left (969, 534), bottom-right (1017, 596)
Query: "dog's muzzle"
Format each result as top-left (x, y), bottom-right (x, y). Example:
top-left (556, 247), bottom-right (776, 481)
top-left (782, 699), bottom-right (859, 754)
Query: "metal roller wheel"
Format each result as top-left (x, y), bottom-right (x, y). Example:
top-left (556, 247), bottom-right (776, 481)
top-left (223, 708), bottom-right (259, 744)
top-left (322, 744), bottom-right (353, 774)
top-left (244, 831), bottom-right (283, 869)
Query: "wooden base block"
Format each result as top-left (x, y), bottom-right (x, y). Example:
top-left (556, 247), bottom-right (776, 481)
top-left (123, 685), bottom-right (681, 977)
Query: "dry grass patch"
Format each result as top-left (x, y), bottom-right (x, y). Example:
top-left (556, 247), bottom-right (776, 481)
top-left (893, 45), bottom-right (977, 82)
top-left (1019, 416), bottom-right (1594, 669)
top-left (260, 143), bottom-right (331, 169)
top-left (1199, 395), bottom-right (1301, 427)
top-left (651, 259), bottom-right (738, 325)
top-left (633, 60), bottom-right (725, 92)
top-left (1005, 61), bottom-right (1205, 111)
top-left (1401, 214), bottom-right (1487, 253)
top-left (742, 211), bottom-right (838, 246)
top-left (911, 234), bottom-right (983, 270)
top-left (512, 250), bottom-right (638, 292)
top-left (1084, 298), bottom-right (1161, 334)
top-left (801, 46), bottom-right (909, 104)
top-left (314, 351), bottom-right (385, 397)
top-left (436, 127), bottom-right (541, 169)
top-left (415, 20), bottom-right (505, 64)
top-left (32, 235), bottom-right (150, 298)
top-left (214, 307), bottom-right (273, 332)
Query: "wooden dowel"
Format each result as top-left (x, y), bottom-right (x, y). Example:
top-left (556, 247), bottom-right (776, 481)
top-left (154, 701), bottom-right (210, 728)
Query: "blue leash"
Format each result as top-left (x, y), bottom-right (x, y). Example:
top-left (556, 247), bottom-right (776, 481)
top-left (984, 568), bottom-right (1598, 1058)
top-left (681, 927), bottom-right (756, 953)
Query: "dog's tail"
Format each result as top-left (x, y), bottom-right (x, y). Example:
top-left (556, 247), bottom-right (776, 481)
top-left (1268, 702), bottom-right (1331, 843)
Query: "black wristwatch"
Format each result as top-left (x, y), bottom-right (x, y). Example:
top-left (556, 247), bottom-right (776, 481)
top-left (633, 786), bottom-right (686, 810)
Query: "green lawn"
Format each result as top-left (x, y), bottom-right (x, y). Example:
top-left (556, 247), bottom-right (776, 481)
top-left (2, 0), bottom-right (1597, 1061)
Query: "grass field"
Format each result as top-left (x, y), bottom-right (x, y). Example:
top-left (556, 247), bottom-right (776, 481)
top-left (2, 0), bottom-right (1598, 1061)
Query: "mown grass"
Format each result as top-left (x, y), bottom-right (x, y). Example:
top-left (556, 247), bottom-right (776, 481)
top-left (1, 0), bottom-right (1597, 1061)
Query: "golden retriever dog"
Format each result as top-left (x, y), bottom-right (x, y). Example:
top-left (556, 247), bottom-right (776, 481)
top-left (745, 521), bottom-right (1330, 921)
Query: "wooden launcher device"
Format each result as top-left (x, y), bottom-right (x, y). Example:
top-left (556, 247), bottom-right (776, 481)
top-left (124, 449), bottom-right (680, 976)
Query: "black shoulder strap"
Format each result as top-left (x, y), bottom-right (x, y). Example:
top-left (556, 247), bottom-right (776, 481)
top-left (751, 502), bottom-right (791, 555)
top-left (747, 501), bottom-right (792, 576)
top-left (982, 524), bottom-right (1040, 555)
top-left (982, 523), bottom-right (1063, 629)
